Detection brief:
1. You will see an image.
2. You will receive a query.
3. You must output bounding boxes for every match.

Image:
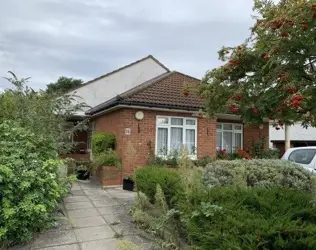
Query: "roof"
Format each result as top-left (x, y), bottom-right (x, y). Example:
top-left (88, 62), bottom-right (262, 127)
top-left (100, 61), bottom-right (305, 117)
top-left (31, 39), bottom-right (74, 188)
top-left (66, 55), bottom-right (170, 94)
top-left (270, 123), bottom-right (316, 142)
top-left (86, 71), bottom-right (202, 115)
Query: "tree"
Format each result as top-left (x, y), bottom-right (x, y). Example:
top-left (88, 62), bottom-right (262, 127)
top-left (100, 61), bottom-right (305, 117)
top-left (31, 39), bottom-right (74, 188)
top-left (200, 0), bottom-right (316, 130)
top-left (0, 72), bottom-right (88, 154)
top-left (46, 76), bottom-right (83, 94)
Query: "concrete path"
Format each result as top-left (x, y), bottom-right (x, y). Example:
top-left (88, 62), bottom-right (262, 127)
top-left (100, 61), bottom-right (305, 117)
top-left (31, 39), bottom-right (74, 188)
top-left (10, 180), bottom-right (155, 250)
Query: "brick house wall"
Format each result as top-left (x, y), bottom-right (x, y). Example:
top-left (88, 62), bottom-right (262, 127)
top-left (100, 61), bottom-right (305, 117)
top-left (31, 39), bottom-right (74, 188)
top-left (92, 108), bottom-right (269, 177)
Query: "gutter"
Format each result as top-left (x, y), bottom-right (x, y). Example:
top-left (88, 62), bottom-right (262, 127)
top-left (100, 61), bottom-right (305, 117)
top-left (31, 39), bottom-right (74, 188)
top-left (90, 104), bottom-right (200, 118)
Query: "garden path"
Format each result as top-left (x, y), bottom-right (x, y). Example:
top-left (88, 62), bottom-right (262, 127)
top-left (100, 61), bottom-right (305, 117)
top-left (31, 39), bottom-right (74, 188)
top-left (10, 180), bottom-right (155, 250)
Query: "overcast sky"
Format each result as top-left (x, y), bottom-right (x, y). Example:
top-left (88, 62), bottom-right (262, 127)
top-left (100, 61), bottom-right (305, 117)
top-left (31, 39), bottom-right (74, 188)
top-left (0, 0), bottom-right (255, 91)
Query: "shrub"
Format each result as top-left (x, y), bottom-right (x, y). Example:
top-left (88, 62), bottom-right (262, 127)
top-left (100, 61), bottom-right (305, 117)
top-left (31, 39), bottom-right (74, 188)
top-left (193, 156), bottom-right (214, 167)
top-left (181, 187), bottom-right (316, 249)
top-left (134, 167), bottom-right (184, 206)
top-left (0, 121), bottom-right (71, 246)
top-left (92, 132), bottom-right (116, 154)
top-left (93, 150), bottom-right (121, 168)
top-left (203, 159), bottom-right (313, 191)
top-left (148, 155), bottom-right (178, 168)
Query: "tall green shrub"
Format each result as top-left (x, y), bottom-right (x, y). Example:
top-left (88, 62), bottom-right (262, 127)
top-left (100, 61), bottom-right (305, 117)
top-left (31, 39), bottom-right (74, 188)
top-left (92, 132), bottom-right (116, 155)
top-left (203, 159), bottom-right (313, 192)
top-left (0, 121), bottom-right (71, 246)
top-left (134, 167), bottom-right (184, 206)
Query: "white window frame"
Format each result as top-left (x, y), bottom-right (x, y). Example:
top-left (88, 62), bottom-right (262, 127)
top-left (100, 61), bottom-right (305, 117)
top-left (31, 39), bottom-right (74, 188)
top-left (216, 123), bottom-right (243, 151)
top-left (155, 116), bottom-right (197, 159)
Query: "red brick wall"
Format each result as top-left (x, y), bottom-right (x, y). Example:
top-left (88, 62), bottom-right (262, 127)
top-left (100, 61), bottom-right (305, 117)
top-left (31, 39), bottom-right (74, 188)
top-left (93, 108), bottom-right (217, 176)
top-left (243, 123), bottom-right (269, 152)
top-left (93, 108), bottom-right (269, 177)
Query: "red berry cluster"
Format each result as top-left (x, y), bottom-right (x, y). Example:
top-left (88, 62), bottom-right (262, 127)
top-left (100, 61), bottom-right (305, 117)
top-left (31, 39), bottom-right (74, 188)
top-left (281, 32), bottom-right (289, 38)
top-left (264, 54), bottom-right (270, 61)
top-left (290, 94), bottom-right (303, 108)
top-left (283, 85), bottom-right (297, 94)
top-left (228, 105), bottom-right (239, 113)
top-left (252, 107), bottom-right (260, 116)
top-left (232, 94), bottom-right (243, 101)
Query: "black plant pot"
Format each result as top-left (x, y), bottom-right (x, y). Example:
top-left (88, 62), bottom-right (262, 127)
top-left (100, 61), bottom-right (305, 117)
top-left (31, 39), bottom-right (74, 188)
top-left (123, 179), bottom-right (134, 191)
top-left (76, 170), bottom-right (90, 180)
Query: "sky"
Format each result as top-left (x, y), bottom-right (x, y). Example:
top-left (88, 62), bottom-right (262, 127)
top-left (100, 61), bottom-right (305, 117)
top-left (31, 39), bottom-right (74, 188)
top-left (0, 0), bottom-right (255, 91)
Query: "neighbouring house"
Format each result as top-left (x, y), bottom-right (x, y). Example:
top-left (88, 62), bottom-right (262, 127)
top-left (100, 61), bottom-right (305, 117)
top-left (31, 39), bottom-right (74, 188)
top-left (63, 55), bottom-right (269, 184)
top-left (270, 123), bottom-right (316, 156)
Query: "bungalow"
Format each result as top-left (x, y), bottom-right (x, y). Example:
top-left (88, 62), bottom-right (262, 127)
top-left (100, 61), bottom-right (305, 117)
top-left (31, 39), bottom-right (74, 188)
top-left (64, 55), bottom-right (269, 184)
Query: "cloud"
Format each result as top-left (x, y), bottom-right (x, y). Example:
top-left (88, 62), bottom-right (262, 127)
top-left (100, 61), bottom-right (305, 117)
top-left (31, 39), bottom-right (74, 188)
top-left (0, 0), bottom-right (255, 90)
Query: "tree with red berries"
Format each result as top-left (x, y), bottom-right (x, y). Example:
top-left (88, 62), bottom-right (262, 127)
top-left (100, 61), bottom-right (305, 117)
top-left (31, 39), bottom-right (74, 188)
top-left (200, 0), bottom-right (316, 130)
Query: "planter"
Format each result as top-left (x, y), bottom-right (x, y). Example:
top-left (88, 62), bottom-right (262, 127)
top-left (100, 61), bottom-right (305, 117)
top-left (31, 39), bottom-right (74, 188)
top-left (96, 166), bottom-right (122, 186)
top-left (76, 170), bottom-right (90, 180)
top-left (123, 179), bottom-right (135, 191)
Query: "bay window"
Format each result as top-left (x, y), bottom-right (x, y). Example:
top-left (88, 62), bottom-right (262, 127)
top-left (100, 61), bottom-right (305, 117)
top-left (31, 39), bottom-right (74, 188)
top-left (156, 116), bottom-right (197, 156)
top-left (216, 123), bottom-right (243, 153)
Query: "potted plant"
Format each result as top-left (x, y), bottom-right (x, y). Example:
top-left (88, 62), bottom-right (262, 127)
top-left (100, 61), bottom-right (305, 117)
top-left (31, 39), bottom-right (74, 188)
top-left (93, 150), bottom-right (122, 186)
top-left (123, 175), bottom-right (134, 191)
top-left (76, 164), bottom-right (90, 180)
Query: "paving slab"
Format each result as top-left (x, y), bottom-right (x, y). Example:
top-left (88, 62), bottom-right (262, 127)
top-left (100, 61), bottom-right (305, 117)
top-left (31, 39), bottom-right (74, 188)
top-left (92, 199), bottom-right (119, 207)
top-left (103, 214), bottom-right (133, 225)
top-left (32, 230), bottom-right (77, 249)
top-left (80, 239), bottom-right (119, 250)
top-left (50, 217), bottom-right (72, 231)
top-left (67, 208), bottom-right (100, 219)
top-left (74, 226), bottom-right (115, 242)
top-left (70, 190), bottom-right (85, 196)
top-left (111, 222), bottom-right (140, 236)
top-left (65, 201), bottom-right (94, 210)
top-left (64, 196), bottom-right (90, 203)
top-left (87, 193), bottom-right (113, 201)
top-left (71, 185), bottom-right (82, 191)
top-left (97, 205), bottom-right (125, 215)
top-left (70, 216), bottom-right (107, 228)
top-left (35, 243), bottom-right (80, 250)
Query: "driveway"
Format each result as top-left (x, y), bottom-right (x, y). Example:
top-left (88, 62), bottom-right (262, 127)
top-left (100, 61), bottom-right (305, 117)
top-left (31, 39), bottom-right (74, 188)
top-left (10, 180), bottom-right (155, 250)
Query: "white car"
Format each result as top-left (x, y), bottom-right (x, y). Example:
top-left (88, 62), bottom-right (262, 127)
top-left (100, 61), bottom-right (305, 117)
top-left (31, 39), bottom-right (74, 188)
top-left (282, 146), bottom-right (316, 173)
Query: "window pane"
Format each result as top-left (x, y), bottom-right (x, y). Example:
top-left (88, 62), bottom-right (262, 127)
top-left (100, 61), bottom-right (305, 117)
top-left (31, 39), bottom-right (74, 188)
top-left (157, 128), bottom-right (168, 155)
top-left (223, 131), bottom-right (233, 153)
top-left (235, 133), bottom-right (242, 150)
top-left (170, 127), bottom-right (183, 152)
top-left (157, 117), bottom-right (168, 124)
top-left (216, 124), bottom-right (222, 130)
top-left (234, 125), bottom-right (242, 131)
top-left (289, 149), bottom-right (316, 165)
top-left (186, 129), bottom-right (196, 154)
top-left (223, 124), bottom-right (233, 130)
top-left (171, 118), bottom-right (183, 125)
top-left (216, 132), bottom-right (222, 150)
top-left (186, 119), bottom-right (196, 126)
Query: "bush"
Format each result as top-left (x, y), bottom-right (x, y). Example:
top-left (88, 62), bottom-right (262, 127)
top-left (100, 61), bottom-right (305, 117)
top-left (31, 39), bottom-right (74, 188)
top-left (134, 167), bottom-right (184, 206)
top-left (181, 187), bottom-right (316, 249)
top-left (148, 155), bottom-right (178, 168)
top-left (203, 159), bottom-right (313, 192)
top-left (0, 121), bottom-right (71, 246)
top-left (193, 156), bottom-right (214, 167)
top-left (93, 150), bottom-right (121, 168)
top-left (92, 132), bottom-right (116, 154)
